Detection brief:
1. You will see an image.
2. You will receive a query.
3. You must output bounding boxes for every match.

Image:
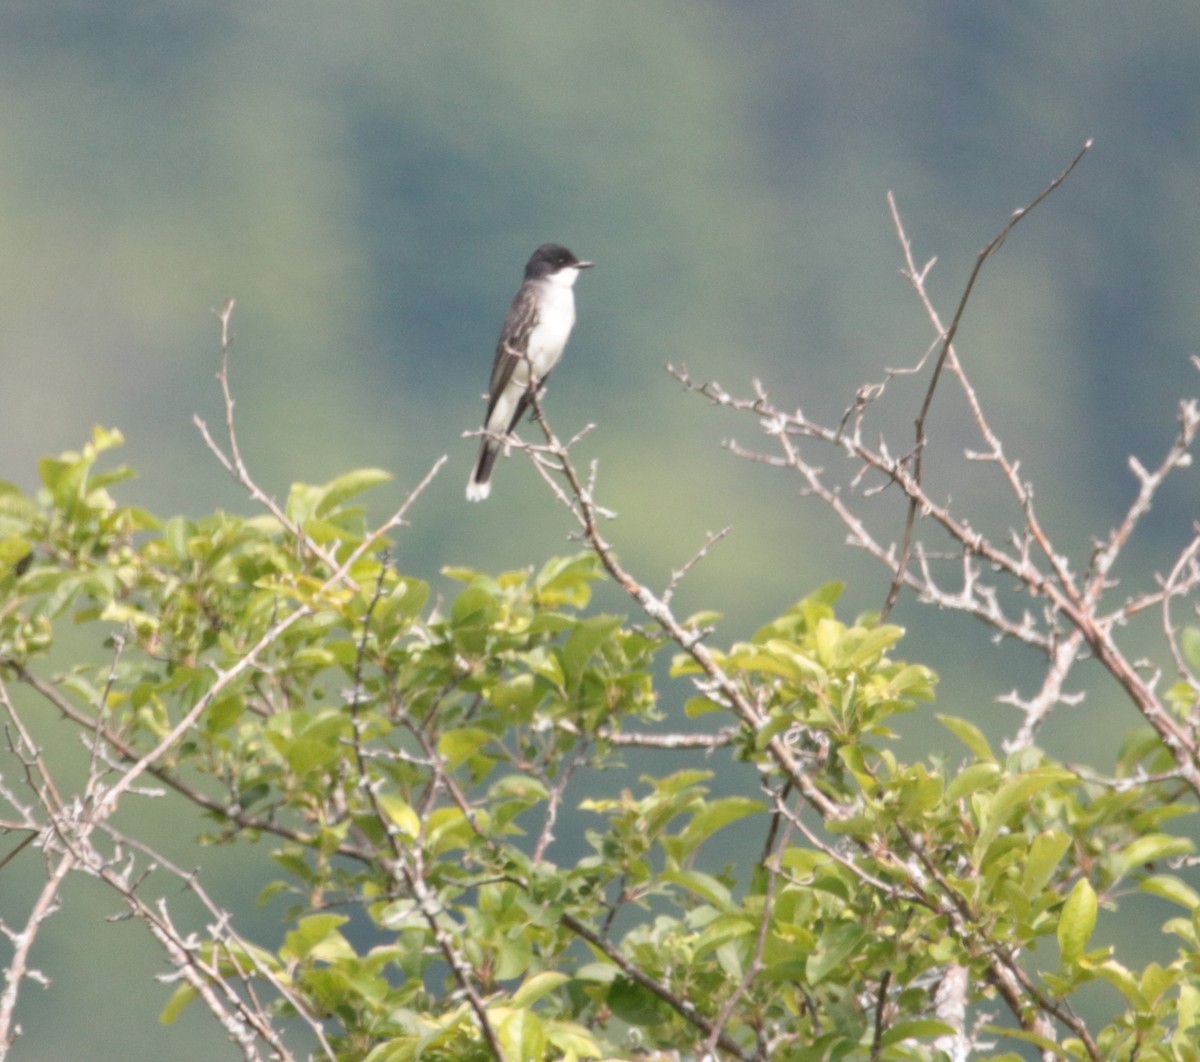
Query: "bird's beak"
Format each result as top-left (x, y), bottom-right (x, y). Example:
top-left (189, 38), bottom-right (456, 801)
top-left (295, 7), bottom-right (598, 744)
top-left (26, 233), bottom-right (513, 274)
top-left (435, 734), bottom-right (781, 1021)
top-left (577, 260), bottom-right (595, 269)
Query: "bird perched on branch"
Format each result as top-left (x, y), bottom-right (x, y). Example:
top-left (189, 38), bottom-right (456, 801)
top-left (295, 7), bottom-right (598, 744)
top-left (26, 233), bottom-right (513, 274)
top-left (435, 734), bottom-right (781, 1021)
top-left (466, 243), bottom-right (593, 501)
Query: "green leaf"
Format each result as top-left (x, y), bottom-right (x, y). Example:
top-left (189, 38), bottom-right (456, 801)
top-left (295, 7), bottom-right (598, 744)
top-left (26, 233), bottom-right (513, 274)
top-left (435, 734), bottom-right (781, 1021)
top-left (425, 808), bottom-right (475, 854)
top-left (1086, 958), bottom-right (1142, 1005)
top-left (545, 1019), bottom-right (603, 1059)
top-left (731, 639), bottom-right (826, 683)
top-left (1111, 833), bottom-right (1195, 880)
top-left (296, 515), bottom-right (361, 545)
top-left (937, 714), bottom-right (996, 762)
top-left (1175, 983), bottom-right (1200, 1041)
top-left (888, 662), bottom-right (937, 700)
top-left (573, 963), bottom-right (618, 985)
top-left (895, 763), bottom-right (943, 817)
top-left (451, 584), bottom-right (500, 626)
top-left (813, 617), bottom-right (843, 668)
top-left (974, 767), bottom-right (1075, 858)
top-left (1139, 873), bottom-right (1200, 910)
top-left (684, 695), bottom-right (722, 716)
top-left (284, 481), bottom-right (322, 524)
top-left (510, 971), bottom-right (570, 1007)
top-left (205, 693), bottom-right (245, 734)
top-left (284, 914), bottom-right (353, 962)
top-left (376, 795), bottom-right (421, 839)
top-left (488, 774), bottom-right (549, 804)
top-left (267, 711), bottom-right (352, 776)
top-left (493, 934), bottom-right (533, 981)
top-left (750, 583), bottom-right (842, 643)
top-left (1139, 961), bottom-right (1177, 1005)
top-left (439, 728), bottom-right (494, 769)
top-left (0, 484), bottom-right (38, 524)
top-left (879, 1019), bottom-right (955, 1046)
top-left (607, 976), bottom-right (669, 1025)
top-left (661, 868), bottom-right (733, 909)
top-left (257, 881), bottom-right (290, 907)
top-left (682, 609), bottom-right (723, 629)
top-left (314, 468), bottom-right (392, 516)
top-left (496, 1006), bottom-right (546, 1061)
top-left (842, 624), bottom-right (904, 667)
top-left (533, 553), bottom-right (603, 608)
top-left (159, 983), bottom-right (197, 1025)
top-left (90, 425), bottom-right (125, 453)
top-left (378, 576), bottom-right (430, 625)
top-left (162, 515), bottom-right (190, 560)
top-left (806, 922), bottom-right (866, 985)
top-left (676, 797), bottom-right (765, 855)
top-left (0, 535), bottom-right (33, 568)
top-left (88, 463), bottom-right (136, 491)
top-left (1057, 878), bottom-right (1097, 965)
top-left (944, 762), bottom-right (1001, 804)
top-left (561, 614), bottom-right (621, 687)
top-left (38, 455), bottom-right (82, 509)
top-left (1023, 830), bottom-right (1072, 898)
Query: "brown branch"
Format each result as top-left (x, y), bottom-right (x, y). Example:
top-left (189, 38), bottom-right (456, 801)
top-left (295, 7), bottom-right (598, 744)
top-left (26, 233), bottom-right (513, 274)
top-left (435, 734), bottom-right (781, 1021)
top-left (882, 140), bottom-right (1093, 619)
top-left (560, 911), bottom-right (751, 1060)
top-left (194, 298), bottom-right (344, 578)
top-left (677, 362), bottom-right (1200, 789)
top-left (0, 851), bottom-right (74, 1059)
top-left (522, 388), bottom-right (845, 823)
top-left (2, 660), bottom-right (363, 858)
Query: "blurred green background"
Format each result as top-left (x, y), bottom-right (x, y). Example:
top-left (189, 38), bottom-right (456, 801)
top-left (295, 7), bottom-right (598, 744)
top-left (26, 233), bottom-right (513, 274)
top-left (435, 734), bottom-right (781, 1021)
top-left (4, 3), bottom-right (1200, 1057)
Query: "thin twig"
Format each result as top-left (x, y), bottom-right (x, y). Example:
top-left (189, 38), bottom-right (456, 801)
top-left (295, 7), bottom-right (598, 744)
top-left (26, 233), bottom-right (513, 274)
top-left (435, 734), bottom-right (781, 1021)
top-left (882, 140), bottom-right (1093, 619)
top-left (193, 299), bottom-right (344, 578)
top-left (663, 527), bottom-right (732, 605)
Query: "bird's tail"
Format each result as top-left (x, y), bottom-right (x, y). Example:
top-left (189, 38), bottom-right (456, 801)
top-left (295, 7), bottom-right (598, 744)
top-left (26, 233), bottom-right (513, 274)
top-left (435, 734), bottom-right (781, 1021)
top-left (466, 438), bottom-right (499, 501)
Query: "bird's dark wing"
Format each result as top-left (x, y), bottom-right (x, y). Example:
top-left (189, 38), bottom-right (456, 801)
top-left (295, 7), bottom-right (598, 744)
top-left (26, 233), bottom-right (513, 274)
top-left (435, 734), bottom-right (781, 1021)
top-left (484, 284), bottom-right (541, 423)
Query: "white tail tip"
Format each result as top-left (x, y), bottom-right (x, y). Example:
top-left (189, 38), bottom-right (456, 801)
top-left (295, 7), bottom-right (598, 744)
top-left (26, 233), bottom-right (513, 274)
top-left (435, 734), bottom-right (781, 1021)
top-left (466, 479), bottom-right (491, 502)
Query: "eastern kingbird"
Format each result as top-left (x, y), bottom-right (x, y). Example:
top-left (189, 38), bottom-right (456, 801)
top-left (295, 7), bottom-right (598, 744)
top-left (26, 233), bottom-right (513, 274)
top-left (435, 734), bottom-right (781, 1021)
top-left (466, 243), bottom-right (594, 501)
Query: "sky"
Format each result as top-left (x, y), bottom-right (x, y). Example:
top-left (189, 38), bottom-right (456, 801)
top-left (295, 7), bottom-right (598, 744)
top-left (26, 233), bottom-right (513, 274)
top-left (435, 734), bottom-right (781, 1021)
top-left (3, 3), bottom-right (1200, 1057)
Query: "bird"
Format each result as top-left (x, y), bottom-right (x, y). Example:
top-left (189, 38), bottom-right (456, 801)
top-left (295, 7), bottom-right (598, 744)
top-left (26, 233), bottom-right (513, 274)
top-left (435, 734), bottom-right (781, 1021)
top-left (466, 243), bottom-right (594, 501)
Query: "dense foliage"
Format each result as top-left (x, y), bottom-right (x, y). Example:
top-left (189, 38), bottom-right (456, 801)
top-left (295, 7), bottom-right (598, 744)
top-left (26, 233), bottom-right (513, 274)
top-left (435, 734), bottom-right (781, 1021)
top-left (1, 419), bottom-right (1199, 1062)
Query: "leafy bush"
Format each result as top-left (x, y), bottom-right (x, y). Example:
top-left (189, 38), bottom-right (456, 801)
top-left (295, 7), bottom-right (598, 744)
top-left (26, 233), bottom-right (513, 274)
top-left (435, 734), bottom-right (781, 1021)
top-left (4, 156), bottom-right (1200, 1061)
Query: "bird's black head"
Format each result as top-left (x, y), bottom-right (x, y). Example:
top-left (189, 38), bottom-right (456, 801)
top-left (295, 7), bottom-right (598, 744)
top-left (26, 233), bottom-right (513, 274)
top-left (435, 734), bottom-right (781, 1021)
top-left (525, 243), bottom-right (594, 279)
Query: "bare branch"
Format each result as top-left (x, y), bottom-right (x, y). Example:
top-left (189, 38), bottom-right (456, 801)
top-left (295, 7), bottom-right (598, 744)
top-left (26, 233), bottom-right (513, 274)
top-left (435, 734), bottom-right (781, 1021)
top-left (193, 299), bottom-right (345, 578)
top-left (882, 140), bottom-right (1093, 618)
top-left (663, 526), bottom-right (732, 605)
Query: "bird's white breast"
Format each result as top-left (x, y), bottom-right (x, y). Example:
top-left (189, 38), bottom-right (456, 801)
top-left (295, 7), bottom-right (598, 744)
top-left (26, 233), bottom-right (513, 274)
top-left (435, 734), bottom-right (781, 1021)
top-left (525, 274), bottom-right (578, 377)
